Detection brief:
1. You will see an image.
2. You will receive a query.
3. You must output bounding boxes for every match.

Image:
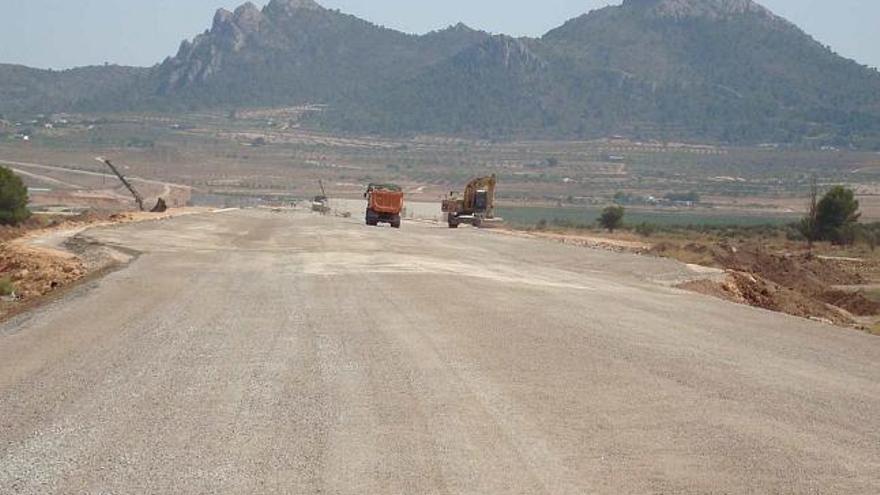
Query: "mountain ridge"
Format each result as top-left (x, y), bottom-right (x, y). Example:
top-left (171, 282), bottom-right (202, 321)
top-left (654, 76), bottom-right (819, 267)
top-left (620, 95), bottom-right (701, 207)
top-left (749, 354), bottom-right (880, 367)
top-left (1, 0), bottom-right (879, 147)
top-left (622, 0), bottom-right (772, 19)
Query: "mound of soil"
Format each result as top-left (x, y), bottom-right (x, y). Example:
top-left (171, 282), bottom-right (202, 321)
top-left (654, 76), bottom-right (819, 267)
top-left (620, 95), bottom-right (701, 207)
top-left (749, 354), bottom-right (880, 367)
top-left (666, 242), bottom-right (878, 326)
top-left (717, 247), bottom-right (863, 295)
top-left (820, 290), bottom-right (880, 316)
top-left (0, 246), bottom-right (86, 301)
top-left (681, 271), bottom-right (850, 325)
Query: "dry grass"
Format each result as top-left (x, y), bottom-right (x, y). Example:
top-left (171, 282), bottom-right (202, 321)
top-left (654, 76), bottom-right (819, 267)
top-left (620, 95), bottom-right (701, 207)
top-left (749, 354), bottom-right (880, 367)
top-left (652, 245), bottom-right (719, 267)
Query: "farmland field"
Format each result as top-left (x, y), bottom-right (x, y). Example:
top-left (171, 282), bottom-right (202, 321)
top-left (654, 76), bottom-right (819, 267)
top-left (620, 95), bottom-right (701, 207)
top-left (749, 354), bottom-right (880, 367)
top-left (497, 206), bottom-right (800, 228)
top-left (4, 110), bottom-right (880, 220)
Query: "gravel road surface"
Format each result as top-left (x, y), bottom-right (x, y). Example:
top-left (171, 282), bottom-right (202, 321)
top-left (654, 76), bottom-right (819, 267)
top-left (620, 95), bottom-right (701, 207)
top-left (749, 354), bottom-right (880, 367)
top-left (1, 209), bottom-right (878, 494)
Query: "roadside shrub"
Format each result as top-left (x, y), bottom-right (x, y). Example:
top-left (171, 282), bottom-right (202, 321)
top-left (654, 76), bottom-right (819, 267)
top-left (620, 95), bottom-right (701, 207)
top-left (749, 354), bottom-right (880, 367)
top-left (0, 166), bottom-right (30, 225)
top-left (786, 223), bottom-right (807, 241)
top-left (0, 276), bottom-right (15, 297)
top-left (635, 222), bottom-right (658, 237)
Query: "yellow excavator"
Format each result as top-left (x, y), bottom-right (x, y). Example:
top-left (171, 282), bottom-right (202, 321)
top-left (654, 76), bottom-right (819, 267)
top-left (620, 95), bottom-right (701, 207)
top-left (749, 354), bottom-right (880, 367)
top-left (442, 175), bottom-right (498, 228)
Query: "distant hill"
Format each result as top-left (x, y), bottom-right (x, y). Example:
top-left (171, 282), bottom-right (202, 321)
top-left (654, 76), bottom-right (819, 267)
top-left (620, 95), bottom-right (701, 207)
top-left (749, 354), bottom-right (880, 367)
top-left (0, 64), bottom-right (149, 115)
top-left (151, 0), bottom-right (489, 109)
top-left (1, 0), bottom-right (879, 147)
top-left (320, 0), bottom-right (880, 146)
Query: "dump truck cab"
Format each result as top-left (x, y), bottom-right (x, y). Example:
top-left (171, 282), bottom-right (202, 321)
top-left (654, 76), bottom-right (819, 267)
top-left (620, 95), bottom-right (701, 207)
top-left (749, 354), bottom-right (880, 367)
top-left (365, 183), bottom-right (404, 228)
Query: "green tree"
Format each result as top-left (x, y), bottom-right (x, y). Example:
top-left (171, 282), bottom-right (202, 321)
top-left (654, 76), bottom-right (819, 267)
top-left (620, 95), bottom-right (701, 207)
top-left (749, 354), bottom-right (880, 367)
top-left (598, 205), bottom-right (625, 233)
top-left (0, 166), bottom-right (30, 225)
top-left (815, 186), bottom-right (861, 245)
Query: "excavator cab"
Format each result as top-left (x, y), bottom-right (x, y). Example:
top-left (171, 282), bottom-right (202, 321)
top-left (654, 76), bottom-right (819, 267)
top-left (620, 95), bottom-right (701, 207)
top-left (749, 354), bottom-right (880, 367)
top-left (442, 175), bottom-right (498, 228)
top-left (474, 190), bottom-right (490, 213)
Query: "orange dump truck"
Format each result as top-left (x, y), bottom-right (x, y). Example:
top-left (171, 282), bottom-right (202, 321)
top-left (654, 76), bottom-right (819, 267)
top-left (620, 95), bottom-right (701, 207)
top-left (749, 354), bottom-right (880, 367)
top-left (364, 183), bottom-right (404, 229)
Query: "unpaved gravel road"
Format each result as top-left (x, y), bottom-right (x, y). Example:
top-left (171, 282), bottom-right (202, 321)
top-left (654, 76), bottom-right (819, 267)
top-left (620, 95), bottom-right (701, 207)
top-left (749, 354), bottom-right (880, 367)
top-left (1, 209), bottom-right (878, 494)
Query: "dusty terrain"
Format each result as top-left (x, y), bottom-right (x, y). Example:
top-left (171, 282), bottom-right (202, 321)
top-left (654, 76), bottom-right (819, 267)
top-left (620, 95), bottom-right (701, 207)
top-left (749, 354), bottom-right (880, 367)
top-left (5, 112), bottom-right (880, 218)
top-left (0, 209), bottom-right (210, 319)
top-left (660, 242), bottom-right (880, 326)
top-left (4, 159), bottom-right (192, 211)
top-left (1, 209), bottom-right (878, 494)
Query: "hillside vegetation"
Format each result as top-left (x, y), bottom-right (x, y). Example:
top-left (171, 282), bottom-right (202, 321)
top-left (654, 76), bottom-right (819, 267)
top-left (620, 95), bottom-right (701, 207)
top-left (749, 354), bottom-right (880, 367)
top-left (1, 0), bottom-right (879, 147)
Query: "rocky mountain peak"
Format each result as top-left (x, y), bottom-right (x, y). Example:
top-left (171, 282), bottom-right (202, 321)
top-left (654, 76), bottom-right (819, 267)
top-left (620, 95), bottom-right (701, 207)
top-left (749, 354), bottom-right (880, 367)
top-left (446, 22), bottom-right (476, 33)
top-left (212, 2), bottom-right (264, 38)
top-left (264, 0), bottom-right (324, 17)
top-left (270, 0), bottom-right (323, 7)
top-left (233, 2), bottom-right (265, 30)
top-left (161, 1), bottom-right (272, 93)
top-left (624, 0), bottom-right (771, 19)
top-left (213, 9), bottom-right (233, 29)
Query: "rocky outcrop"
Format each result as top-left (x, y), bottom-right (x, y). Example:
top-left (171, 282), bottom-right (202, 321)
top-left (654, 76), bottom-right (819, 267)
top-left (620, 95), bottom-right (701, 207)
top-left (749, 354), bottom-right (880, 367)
top-left (159, 2), bottom-right (271, 93)
top-left (455, 36), bottom-right (546, 72)
top-left (154, 0), bottom-right (487, 97)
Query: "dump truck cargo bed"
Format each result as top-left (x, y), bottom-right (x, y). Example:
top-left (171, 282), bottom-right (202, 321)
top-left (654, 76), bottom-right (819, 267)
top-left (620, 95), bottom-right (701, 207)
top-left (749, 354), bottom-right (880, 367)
top-left (368, 190), bottom-right (404, 214)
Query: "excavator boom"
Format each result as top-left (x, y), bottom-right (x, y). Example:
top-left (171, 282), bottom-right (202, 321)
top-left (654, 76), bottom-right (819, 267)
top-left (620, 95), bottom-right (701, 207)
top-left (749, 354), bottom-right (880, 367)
top-left (96, 157), bottom-right (145, 211)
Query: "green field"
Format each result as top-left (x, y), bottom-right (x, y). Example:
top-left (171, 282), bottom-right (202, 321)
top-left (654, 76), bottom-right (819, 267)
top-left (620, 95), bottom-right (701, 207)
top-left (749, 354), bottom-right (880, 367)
top-left (497, 206), bottom-right (799, 228)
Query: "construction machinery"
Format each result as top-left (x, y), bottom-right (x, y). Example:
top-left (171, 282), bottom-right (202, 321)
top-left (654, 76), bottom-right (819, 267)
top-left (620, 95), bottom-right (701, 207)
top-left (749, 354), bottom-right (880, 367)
top-left (311, 180), bottom-right (331, 214)
top-left (96, 157), bottom-right (167, 212)
top-left (442, 175), bottom-right (498, 228)
top-left (365, 183), bottom-right (404, 228)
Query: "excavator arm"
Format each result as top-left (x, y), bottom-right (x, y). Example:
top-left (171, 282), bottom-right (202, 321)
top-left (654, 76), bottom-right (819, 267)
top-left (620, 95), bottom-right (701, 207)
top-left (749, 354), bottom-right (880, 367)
top-left (442, 174), bottom-right (498, 228)
top-left (97, 157), bottom-right (145, 211)
top-left (463, 174), bottom-right (497, 216)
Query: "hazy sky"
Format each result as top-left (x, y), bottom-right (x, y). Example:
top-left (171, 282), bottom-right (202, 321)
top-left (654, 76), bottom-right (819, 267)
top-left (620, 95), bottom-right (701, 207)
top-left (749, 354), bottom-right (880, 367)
top-left (1, 0), bottom-right (878, 70)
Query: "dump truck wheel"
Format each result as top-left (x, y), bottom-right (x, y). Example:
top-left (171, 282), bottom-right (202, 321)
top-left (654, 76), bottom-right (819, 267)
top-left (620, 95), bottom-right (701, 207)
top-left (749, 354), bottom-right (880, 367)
top-left (366, 210), bottom-right (379, 226)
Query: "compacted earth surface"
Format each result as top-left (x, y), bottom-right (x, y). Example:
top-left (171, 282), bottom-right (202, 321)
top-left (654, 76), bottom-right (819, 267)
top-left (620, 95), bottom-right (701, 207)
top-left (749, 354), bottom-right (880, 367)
top-left (1, 209), bottom-right (878, 494)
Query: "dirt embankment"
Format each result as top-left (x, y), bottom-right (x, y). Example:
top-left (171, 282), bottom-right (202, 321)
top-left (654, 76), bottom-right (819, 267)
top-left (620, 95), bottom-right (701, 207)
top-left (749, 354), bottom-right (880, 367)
top-left (662, 242), bottom-right (880, 326)
top-left (506, 224), bottom-right (880, 328)
top-left (496, 228), bottom-right (652, 254)
top-left (0, 244), bottom-right (87, 302)
top-left (0, 209), bottom-right (207, 319)
top-left (0, 214), bottom-right (109, 305)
